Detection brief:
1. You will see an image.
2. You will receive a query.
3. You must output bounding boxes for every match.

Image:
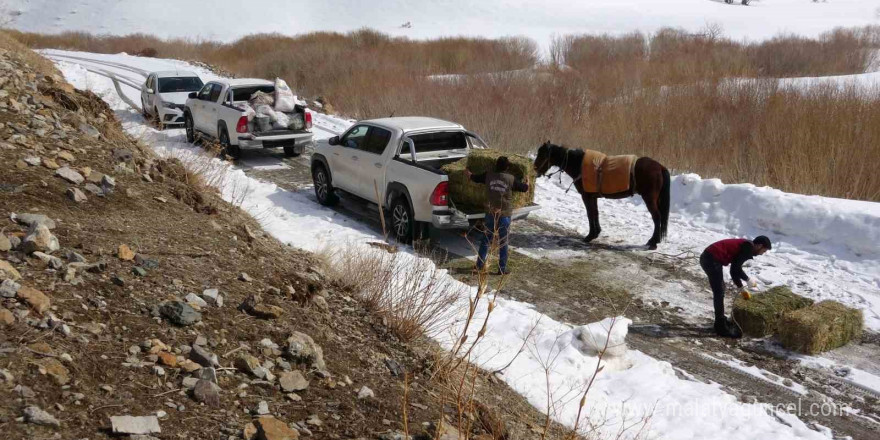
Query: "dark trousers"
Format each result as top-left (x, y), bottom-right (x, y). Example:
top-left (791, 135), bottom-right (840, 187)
top-left (700, 250), bottom-right (726, 323)
top-left (477, 214), bottom-right (511, 272)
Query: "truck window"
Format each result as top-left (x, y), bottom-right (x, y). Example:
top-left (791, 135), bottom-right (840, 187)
top-left (197, 83), bottom-right (213, 101)
top-left (342, 125), bottom-right (369, 149)
top-left (157, 76), bottom-right (204, 93)
top-left (409, 131), bottom-right (467, 153)
top-left (231, 85), bottom-right (276, 102)
top-left (208, 84), bottom-right (223, 102)
top-left (361, 127), bottom-right (392, 155)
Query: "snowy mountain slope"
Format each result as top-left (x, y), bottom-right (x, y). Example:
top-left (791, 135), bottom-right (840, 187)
top-left (7, 0), bottom-right (880, 47)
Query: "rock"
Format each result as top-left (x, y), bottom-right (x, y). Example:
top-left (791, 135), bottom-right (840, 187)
top-left (1, 309), bottom-right (14, 326)
top-left (182, 377), bottom-right (200, 389)
top-left (254, 401), bottom-right (270, 415)
top-left (152, 366), bottom-right (165, 376)
top-left (306, 415), bottom-right (322, 427)
top-left (65, 251), bottom-right (85, 263)
top-left (15, 384), bottom-right (36, 398)
top-left (157, 351), bottom-right (177, 367)
top-left (132, 266), bottom-right (147, 277)
top-left (11, 213), bottom-right (55, 229)
top-left (239, 293), bottom-right (261, 312)
top-left (192, 379), bottom-right (221, 406)
top-left (16, 159), bottom-right (27, 169)
top-left (36, 358), bottom-right (70, 385)
top-left (66, 187), bottom-right (87, 203)
top-left (118, 244), bottom-right (135, 261)
top-left (23, 406), bottom-right (60, 428)
top-left (32, 251), bottom-right (63, 269)
top-left (160, 301), bottom-right (201, 326)
top-left (200, 366), bottom-right (218, 383)
top-left (384, 358), bottom-right (403, 377)
top-left (111, 275), bottom-right (126, 286)
top-left (110, 415), bottom-right (161, 435)
top-left (0, 235), bottom-right (10, 252)
top-left (239, 272), bottom-right (253, 282)
top-left (57, 151), bottom-right (75, 162)
top-left (0, 368), bottom-right (13, 382)
top-left (278, 371), bottom-right (309, 392)
top-left (255, 415), bottom-right (300, 440)
top-left (357, 386), bottom-right (374, 399)
top-left (102, 174), bottom-right (116, 188)
top-left (235, 354), bottom-right (265, 378)
top-left (22, 224), bottom-right (60, 254)
top-left (23, 156), bottom-right (41, 166)
top-left (185, 292), bottom-right (208, 308)
top-left (17, 285), bottom-right (51, 314)
top-left (0, 262), bottom-right (21, 282)
top-left (285, 332), bottom-right (327, 372)
top-left (244, 422), bottom-right (258, 440)
top-left (79, 123), bottom-right (100, 138)
top-left (311, 296), bottom-right (329, 313)
top-left (285, 393), bottom-right (302, 402)
top-left (189, 344), bottom-right (219, 368)
top-left (194, 335), bottom-right (208, 346)
top-left (55, 166), bottom-right (84, 184)
top-left (202, 288), bottom-right (223, 307)
top-left (83, 183), bottom-right (104, 196)
top-left (86, 172), bottom-right (104, 184)
top-left (178, 359), bottom-right (201, 372)
top-left (251, 304), bottom-right (284, 320)
top-left (134, 254), bottom-right (159, 269)
top-left (42, 158), bottom-right (60, 170)
top-left (112, 148), bottom-right (133, 162)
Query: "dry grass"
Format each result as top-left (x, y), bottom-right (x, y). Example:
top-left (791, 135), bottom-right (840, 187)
top-left (13, 27), bottom-right (880, 200)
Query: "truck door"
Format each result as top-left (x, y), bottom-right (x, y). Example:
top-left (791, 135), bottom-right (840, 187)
top-left (331, 124), bottom-right (370, 193)
top-left (203, 84), bottom-right (224, 137)
top-left (192, 83), bottom-right (214, 132)
top-left (351, 126), bottom-right (393, 203)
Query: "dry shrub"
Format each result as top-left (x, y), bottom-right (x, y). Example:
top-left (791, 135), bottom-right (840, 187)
top-left (321, 244), bottom-right (466, 342)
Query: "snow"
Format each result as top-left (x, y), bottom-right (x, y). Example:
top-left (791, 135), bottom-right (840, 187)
top-left (7, 0), bottom-right (880, 50)
top-left (701, 352), bottom-right (809, 395)
top-left (47, 50), bottom-right (847, 439)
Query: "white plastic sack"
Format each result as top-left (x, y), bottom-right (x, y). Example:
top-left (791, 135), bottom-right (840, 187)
top-left (274, 77), bottom-right (296, 113)
top-left (274, 112), bottom-right (291, 129)
top-left (570, 316), bottom-right (631, 357)
top-left (240, 103), bottom-right (256, 121)
top-left (255, 104), bottom-right (278, 122)
top-left (250, 91), bottom-right (274, 107)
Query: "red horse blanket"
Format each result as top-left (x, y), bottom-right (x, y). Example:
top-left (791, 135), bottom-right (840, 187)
top-left (581, 150), bottom-right (637, 195)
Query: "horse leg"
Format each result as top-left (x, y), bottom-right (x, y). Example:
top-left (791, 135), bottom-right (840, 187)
top-left (644, 191), bottom-right (661, 250)
top-left (582, 194), bottom-right (601, 242)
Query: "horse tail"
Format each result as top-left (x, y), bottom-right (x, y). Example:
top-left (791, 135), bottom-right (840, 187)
top-left (659, 166), bottom-right (671, 241)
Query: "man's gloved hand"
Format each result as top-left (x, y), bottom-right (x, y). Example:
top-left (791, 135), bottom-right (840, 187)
top-left (740, 289), bottom-right (752, 300)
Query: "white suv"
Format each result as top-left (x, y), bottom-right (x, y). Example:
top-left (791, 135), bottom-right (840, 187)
top-left (141, 71), bottom-right (204, 129)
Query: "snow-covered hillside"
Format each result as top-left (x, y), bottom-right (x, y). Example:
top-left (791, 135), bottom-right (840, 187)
top-left (6, 0), bottom-right (880, 47)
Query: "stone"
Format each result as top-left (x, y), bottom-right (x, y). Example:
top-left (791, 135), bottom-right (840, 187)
top-left (357, 386), bottom-right (375, 399)
top-left (285, 332), bottom-right (327, 372)
top-left (102, 174), bottom-right (116, 188)
top-left (55, 166), bottom-right (84, 184)
top-left (251, 304), bottom-right (284, 320)
top-left (179, 359), bottom-right (202, 372)
top-left (24, 406), bottom-right (60, 428)
top-left (66, 187), bottom-right (87, 202)
top-left (189, 344), bottom-right (219, 368)
top-left (16, 384), bottom-right (36, 398)
top-left (33, 251), bottom-right (63, 270)
top-left (194, 335), bottom-right (208, 346)
top-left (42, 158), bottom-right (60, 170)
top-left (306, 415), bottom-right (322, 427)
top-left (118, 244), bottom-right (135, 261)
top-left (254, 401), bottom-right (270, 415)
top-left (384, 358), bottom-right (403, 377)
top-left (157, 351), bottom-right (178, 367)
top-left (311, 296), bottom-right (329, 313)
top-left (202, 288), bottom-right (223, 307)
top-left (285, 393), bottom-right (302, 402)
top-left (0, 235), bottom-right (10, 252)
top-left (65, 251), bottom-right (85, 263)
top-left (79, 123), bottom-right (100, 138)
top-left (16, 159), bottom-right (27, 169)
top-left (235, 354), bottom-right (265, 378)
top-left (23, 156), bottom-right (41, 166)
top-left (182, 377), bottom-right (200, 389)
top-left (0, 262), bottom-right (21, 282)
top-left (200, 366), bottom-right (218, 384)
top-left (1, 309), bottom-right (14, 326)
top-left (22, 224), bottom-right (60, 254)
top-left (37, 358), bottom-right (70, 385)
top-left (255, 415), bottom-right (300, 440)
top-left (112, 275), bottom-right (126, 286)
top-left (239, 272), bottom-right (253, 282)
top-left (112, 148), bottom-right (133, 162)
top-left (192, 379), bottom-right (221, 406)
top-left (135, 254), bottom-right (159, 269)
top-left (185, 292), bottom-right (208, 308)
top-left (17, 285), bottom-right (51, 314)
top-left (152, 366), bottom-right (165, 376)
top-left (87, 172), bottom-right (105, 184)
top-left (244, 422), bottom-right (258, 440)
top-left (132, 266), bottom-right (148, 277)
top-left (110, 415), bottom-right (161, 435)
top-left (160, 301), bottom-right (201, 326)
top-left (57, 151), bottom-right (75, 162)
top-left (12, 213), bottom-right (55, 229)
top-left (278, 371), bottom-right (309, 392)
top-left (83, 183), bottom-right (104, 196)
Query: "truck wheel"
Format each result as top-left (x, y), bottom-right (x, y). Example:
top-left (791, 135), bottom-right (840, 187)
top-left (184, 113), bottom-right (196, 143)
top-left (141, 99), bottom-right (148, 118)
top-left (283, 145), bottom-right (301, 157)
top-left (312, 164), bottom-right (338, 206)
top-left (390, 196), bottom-right (414, 244)
top-left (153, 108), bottom-right (164, 131)
top-left (219, 126), bottom-right (241, 159)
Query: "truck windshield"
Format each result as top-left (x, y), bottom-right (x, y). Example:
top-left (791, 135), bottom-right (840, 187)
top-left (409, 131), bottom-right (468, 154)
top-left (157, 77), bottom-right (204, 93)
top-left (232, 85), bottom-right (276, 102)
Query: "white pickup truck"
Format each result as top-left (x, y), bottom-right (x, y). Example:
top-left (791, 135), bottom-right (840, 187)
top-left (310, 117), bottom-right (539, 242)
top-left (184, 78), bottom-right (314, 158)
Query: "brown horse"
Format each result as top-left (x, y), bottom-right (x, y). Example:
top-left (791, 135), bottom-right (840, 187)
top-left (534, 142), bottom-right (670, 249)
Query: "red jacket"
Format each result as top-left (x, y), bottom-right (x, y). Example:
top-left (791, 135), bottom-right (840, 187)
top-left (706, 238), bottom-right (748, 266)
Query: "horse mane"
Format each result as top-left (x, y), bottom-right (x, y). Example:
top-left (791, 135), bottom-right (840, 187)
top-left (546, 142), bottom-right (583, 169)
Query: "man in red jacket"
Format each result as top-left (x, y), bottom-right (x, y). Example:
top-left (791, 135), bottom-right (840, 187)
top-left (700, 236), bottom-right (772, 338)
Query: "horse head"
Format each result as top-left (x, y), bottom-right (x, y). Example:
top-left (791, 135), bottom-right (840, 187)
top-left (534, 141), bottom-right (559, 176)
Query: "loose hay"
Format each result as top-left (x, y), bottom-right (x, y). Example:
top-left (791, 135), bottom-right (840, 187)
top-left (778, 301), bottom-right (863, 354)
top-left (732, 286), bottom-right (813, 337)
top-left (442, 149), bottom-right (536, 213)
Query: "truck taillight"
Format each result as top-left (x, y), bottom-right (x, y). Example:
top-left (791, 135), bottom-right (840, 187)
top-left (430, 182), bottom-right (449, 206)
top-left (305, 111), bottom-right (313, 129)
top-left (236, 116), bottom-right (248, 134)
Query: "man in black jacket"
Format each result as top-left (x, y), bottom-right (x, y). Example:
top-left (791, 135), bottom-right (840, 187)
top-left (465, 157), bottom-right (529, 275)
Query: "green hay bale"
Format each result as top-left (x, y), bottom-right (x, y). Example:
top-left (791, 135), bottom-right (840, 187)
top-left (778, 301), bottom-right (863, 354)
top-left (441, 149), bottom-right (536, 213)
top-left (732, 286), bottom-right (813, 337)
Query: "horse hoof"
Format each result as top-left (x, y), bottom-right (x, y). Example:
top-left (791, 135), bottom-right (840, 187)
top-left (646, 243), bottom-right (658, 250)
top-left (583, 235), bottom-right (597, 243)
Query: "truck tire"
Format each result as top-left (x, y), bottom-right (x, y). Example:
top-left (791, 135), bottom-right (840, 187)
top-left (153, 108), bottom-right (164, 130)
top-left (219, 125), bottom-right (241, 159)
top-left (184, 113), bottom-right (196, 144)
top-left (141, 98), bottom-right (149, 118)
top-left (312, 164), bottom-right (338, 206)
top-left (283, 145), bottom-right (301, 157)
top-left (390, 196), bottom-right (414, 244)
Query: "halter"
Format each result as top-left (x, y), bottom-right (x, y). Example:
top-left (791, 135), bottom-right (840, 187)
top-left (540, 146), bottom-right (581, 194)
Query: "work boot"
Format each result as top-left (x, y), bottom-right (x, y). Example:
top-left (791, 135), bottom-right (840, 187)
top-left (714, 318), bottom-right (743, 339)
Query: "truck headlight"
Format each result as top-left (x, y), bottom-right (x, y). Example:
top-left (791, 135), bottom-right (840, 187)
top-left (161, 101), bottom-right (177, 109)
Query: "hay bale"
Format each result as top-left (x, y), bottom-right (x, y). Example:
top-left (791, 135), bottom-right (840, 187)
top-left (732, 286), bottom-right (813, 337)
top-left (778, 301), bottom-right (863, 354)
top-left (441, 149), bottom-right (536, 213)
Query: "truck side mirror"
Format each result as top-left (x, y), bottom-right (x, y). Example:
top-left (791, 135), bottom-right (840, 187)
top-left (188, 92), bottom-right (197, 99)
top-left (328, 136), bottom-right (340, 146)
